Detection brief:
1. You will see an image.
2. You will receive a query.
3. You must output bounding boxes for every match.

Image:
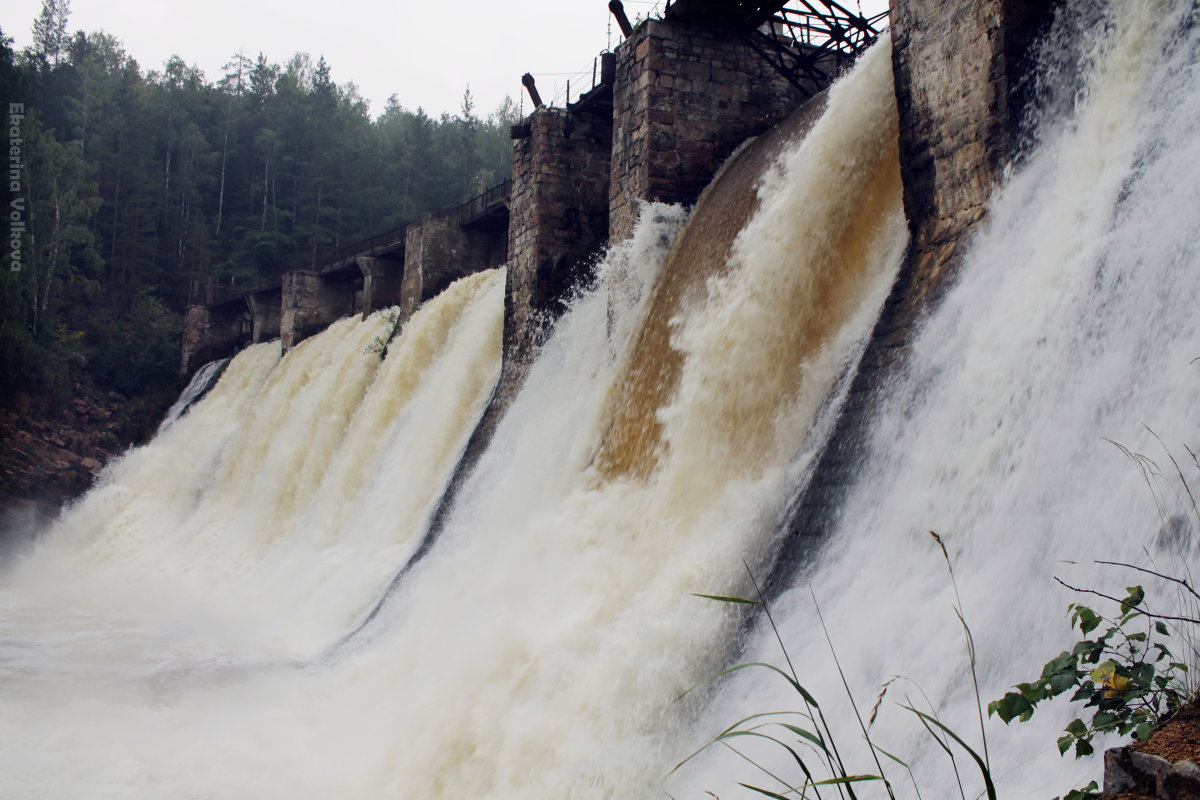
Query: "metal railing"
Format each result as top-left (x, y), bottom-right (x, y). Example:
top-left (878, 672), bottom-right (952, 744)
top-left (325, 223), bottom-right (409, 268)
top-left (459, 178), bottom-right (512, 224)
top-left (526, 52), bottom-right (616, 110)
top-left (771, 3), bottom-right (888, 55)
top-left (206, 277), bottom-right (282, 307)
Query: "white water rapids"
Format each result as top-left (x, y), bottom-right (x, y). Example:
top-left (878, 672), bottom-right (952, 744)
top-left (676, 1), bottom-right (1200, 798)
top-left (1, 1), bottom-right (1198, 797)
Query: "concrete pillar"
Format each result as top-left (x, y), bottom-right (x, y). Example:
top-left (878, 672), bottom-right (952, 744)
top-left (773, 0), bottom-right (1059, 577)
top-left (608, 19), bottom-right (808, 242)
top-left (280, 270), bottom-right (355, 351)
top-left (356, 255), bottom-right (405, 318)
top-left (246, 289), bottom-right (281, 344)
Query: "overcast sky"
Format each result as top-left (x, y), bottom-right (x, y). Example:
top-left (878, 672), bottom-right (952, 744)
top-left (6, 0), bottom-right (890, 119)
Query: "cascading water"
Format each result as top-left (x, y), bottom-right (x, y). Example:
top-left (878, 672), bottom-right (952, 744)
top-left (1, 0), bottom-right (1196, 797)
top-left (673, 1), bottom-right (1200, 797)
top-left (158, 356), bottom-right (231, 433)
top-left (0, 36), bottom-right (905, 797)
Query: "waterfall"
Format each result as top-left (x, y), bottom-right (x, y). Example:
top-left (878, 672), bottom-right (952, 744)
top-left (1, 0), bottom-right (1197, 797)
top-left (158, 356), bottom-right (231, 433)
top-left (0, 36), bottom-right (905, 797)
top-left (673, 1), bottom-right (1200, 798)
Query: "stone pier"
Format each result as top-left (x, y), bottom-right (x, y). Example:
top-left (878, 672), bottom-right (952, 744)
top-left (356, 255), bottom-right (404, 319)
top-left (179, 301), bottom-right (252, 378)
top-left (246, 288), bottom-right (281, 344)
top-left (773, 0), bottom-right (1061, 586)
top-left (505, 93), bottom-right (613, 366)
top-left (608, 19), bottom-right (810, 242)
top-left (889, 0), bottom-right (1058, 315)
top-left (401, 210), bottom-right (508, 315)
top-left (280, 271), bottom-right (356, 351)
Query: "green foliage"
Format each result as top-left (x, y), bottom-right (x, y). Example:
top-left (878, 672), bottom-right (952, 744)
top-left (86, 289), bottom-right (183, 397)
top-left (672, 588), bottom-right (898, 800)
top-left (990, 583), bottom-right (1191, 762)
top-left (3, 8), bottom-right (521, 407)
top-left (364, 311), bottom-right (402, 358)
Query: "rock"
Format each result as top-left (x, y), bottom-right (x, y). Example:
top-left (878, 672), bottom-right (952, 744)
top-left (79, 457), bottom-right (102, 475)
top-left (12, 392), bottom-right (32, 415)
top-left (1104, 746), bottom-right (1200, 799)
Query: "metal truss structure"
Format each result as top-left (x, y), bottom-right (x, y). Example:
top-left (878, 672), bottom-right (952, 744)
top-left (665, 0), bottom-right (888, 97)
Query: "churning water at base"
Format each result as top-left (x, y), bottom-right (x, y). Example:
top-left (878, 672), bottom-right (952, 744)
top-left (2, 1), bottom-right (1198, 797)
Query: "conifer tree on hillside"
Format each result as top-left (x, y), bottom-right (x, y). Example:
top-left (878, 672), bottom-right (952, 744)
top-left (1, 9), bottom-right (518, 403)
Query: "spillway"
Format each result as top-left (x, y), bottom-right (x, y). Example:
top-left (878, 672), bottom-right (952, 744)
top-left (2, 1), bottom-right (1199, 797)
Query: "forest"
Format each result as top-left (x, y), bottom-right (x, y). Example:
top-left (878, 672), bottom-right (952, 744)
top-left (0, 0), bottom-right (520, 404)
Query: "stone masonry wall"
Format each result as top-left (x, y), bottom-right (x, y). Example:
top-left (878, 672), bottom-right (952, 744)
top-left (772, 0), bottom-right (1059, 583)
top-left (505, 104), bottom-right (612, 367)
top-left (889, 0), bottom-right (1057, 316)
top-left (401, 211), bottom-right (505, 315)
top-left (356, 255), bottom-right (405, 319)
top-left (180, 303), bottom-right (249, 378)
top-left (280, 271), bottom-right (355, 351)
top-left (609, 19), bottom-right (807, 242)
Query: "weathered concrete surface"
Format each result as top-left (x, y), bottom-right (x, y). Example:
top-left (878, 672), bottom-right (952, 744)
top-left (246, 289), bottom-right (281, 344)
top-left (402, 211), bottom-right (506, 315)
top-left (608, 19), bottom-right (808, 242)
top-left (356, 255), bottom-right (404, 319)
top-left (889, 0), bottom-right (1057, 315)
top-left (180, 303), bottom-right (250, 379)
top-left (280, 271), bottom-right (355, 351)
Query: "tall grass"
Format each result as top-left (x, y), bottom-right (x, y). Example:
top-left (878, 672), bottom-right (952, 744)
top-left (675, 540), bottom-right (994, 800)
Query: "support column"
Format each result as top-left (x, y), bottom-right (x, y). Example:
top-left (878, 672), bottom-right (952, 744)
top-left (180, 302), bottom-right (252, 378)
top-left (505, 102), bottom-right (613, 369)
top-left (280, 271), bottom-right (355, 351)
top-left (774, 0), bottom-right (1060, 574)
top-left (356, 255), bottom-right (405, 318)
top-left (246, 289), bottom-right (281, 344)
top-left (402, 210), bottom-right (504, 315)
top-left (890, 0), bottom-right (1058, 311)
top-left (608, 19), bottom-right (807, 242)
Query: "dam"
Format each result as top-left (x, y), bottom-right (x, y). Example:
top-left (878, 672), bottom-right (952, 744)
top-left (3, 0), bottom-right (1199, 798)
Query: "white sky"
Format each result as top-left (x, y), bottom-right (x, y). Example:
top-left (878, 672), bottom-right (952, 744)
top-left (6, 0), bottom-right (890, 119)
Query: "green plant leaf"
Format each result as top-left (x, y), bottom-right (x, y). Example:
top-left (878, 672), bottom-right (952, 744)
top-left (988, 692), bottom-right (1034, 723)
top-left (871, 744), bottom-right (910, 770)
top-left (1122, 586), bottom-right (1145, 612)
top-left (1056, 780), bottom-right (1100, 800)
top-left (1073, 606), bottom-right (1103, 635)
top-left (776, 723), bottom-right (829, 752)
top-left (904, 706), bottom-right (997, 800)
top-left (736, 783), bottom-right (792, 800)
top-left (691, 593), bottom-right (763, 605)
top-left (1074, 737), bottom-right (1094, 758)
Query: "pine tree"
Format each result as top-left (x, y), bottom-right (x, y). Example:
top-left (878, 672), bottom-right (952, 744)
top-left (30, 0), bottom-right (70, 69)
